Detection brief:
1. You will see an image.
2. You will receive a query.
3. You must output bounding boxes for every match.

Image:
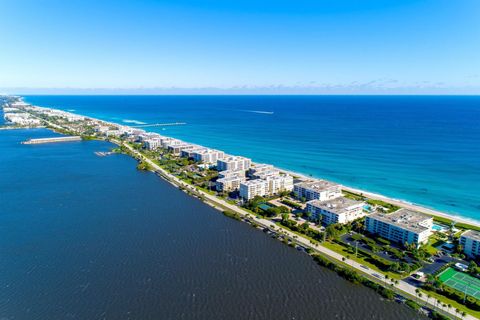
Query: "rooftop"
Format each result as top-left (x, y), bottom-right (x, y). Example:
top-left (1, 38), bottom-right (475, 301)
top-left (461, 230), bottom-right (480, 241)
top-left (368, 208), bottom-right (432, 233)
top-left (241, 179), bottom-right (267, 186)
top-left (308, 197), bottom-right (364, 214)
top-left (295, 180), bottom-right (340, 192)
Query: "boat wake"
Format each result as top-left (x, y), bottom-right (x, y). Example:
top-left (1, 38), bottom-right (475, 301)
top-left (240, 109), bottom-right (274, 115)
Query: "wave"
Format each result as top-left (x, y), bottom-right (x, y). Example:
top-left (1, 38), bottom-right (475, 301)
top-left (240, 109), bottom-right (274, 115)
top-left (122, 119), bottom-right (147, 125)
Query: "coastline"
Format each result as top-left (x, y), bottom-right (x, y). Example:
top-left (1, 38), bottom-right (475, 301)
top-left (278, 166), bottom-right (480, 228)
top-left (14, 97), bottom-right (480, 227)
top-left (17, 97), bottom-right (480, 228)
top-left (2, 98), bottom-right (478, 319)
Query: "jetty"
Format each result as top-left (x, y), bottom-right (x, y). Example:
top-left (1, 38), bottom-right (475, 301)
top-left (22, 136), bottom-right (82, 144)
top-left (131, 122), bottom-right (186, 128)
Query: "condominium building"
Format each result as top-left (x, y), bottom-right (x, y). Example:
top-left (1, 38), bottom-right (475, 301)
top-left (265, 174), bottom-right (294, 195)
top-left (167, 143), bottom-right (200, 155)
top-left (306, 197), bottom-right (365, 225)
top-left (293, 180), bottom-right (342, 201)
top-left (217, 156), bottom-right (252, 172)
top-left (239, 179), bottom-right (268, 200)
top-left (248, 164), bottom-right (274, 177)
top-left (216, 176), bottom-right (247, 192)
top-left (192, 149), bottom-right (225, 164)
top-left (218, 170), bottom-right (246, 179)
top-left (365, 209), bottom-right (433, 247)
top-left (144, 138), bottom-right (162, 150)
top-left (460, 230), bottom-right (480, 258)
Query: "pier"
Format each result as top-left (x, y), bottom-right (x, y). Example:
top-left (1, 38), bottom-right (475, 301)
top-left (22, 136), bottom-right (82, 144)
top-left (131, 122), bottom-right (186, 128)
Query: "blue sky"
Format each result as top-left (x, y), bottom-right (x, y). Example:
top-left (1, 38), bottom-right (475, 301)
top-left (1, 0), bottom-right (479, 94)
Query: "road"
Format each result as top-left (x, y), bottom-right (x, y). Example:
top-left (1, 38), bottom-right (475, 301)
top-left (121, 142), bottom-right (477, 320)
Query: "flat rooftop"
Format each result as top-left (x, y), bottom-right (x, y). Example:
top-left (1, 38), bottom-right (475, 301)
top-left (295, 180), bottom-right (340, 191)
top-left (461, 230), bottom-right (480, 241)
top-left (368, 208), bottom-right (432, 233)
top-left (308, 197), bottom-right (363, 214)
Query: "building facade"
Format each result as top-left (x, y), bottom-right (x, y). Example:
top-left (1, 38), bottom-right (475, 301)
top-left (239, 179), bottom-right (268, 200)
top-left (217, 156), bottom-right (251, 172)
top-left (306, 197), bottom-right (365, 225)
top-left (293, 180), bottom-right (342, 201)
top-left (460, 230), bottom-right (480, 258)
top-left (365, 209), bottom-right (433, 247)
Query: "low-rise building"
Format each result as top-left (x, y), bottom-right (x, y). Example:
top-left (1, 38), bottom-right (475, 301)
top-left (265, 174), bottom-right (294, 195)
top-left (217, 156), bottom-right (251, 172)
top-left (365, 209), bottom-right (433, 247)
top-left (192, 149), bottom-right (225, 164)
top-left (216, 176), bottom-right (246, 192)
top-left (293, 180), bottom-right (342, 201)
top-left (239, 179), bottom-right (268, 200)
top-left (248, 164), bottom-right (274, 177)
top-left (306, 197), bottom-right (365, 225)
top-left (460, 230), bottom-right (480, 258)
top-left (218, 170), bottom-right (246, 179)
top-left (144, 138), bottom-right (162, 150)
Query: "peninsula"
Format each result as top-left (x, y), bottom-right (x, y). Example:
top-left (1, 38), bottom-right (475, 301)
top-left (2, 96), bottom-right (479, 320)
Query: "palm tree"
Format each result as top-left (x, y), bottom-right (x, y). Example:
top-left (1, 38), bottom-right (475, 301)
top-left (415, 289), bottom-right (420, 304)
top-left (455, 308), bottom-right (460, 319)
top-left (461, 311), bottom-right (466, 319)
top-left (425, 293), bottom-right (431, 307)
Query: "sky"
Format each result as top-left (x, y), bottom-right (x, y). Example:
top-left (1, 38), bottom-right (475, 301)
top-left (0, 0), bottom-right (479, 94)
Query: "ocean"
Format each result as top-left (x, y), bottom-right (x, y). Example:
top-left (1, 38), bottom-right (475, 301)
top-left (0, 128), bottom-right (423, 319)
top-left (22, 95), bottom-right (480, 221)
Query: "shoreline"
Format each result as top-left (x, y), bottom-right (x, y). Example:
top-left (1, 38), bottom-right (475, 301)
top-left (278, 166), bottom-right (480, 228)
top-left (2, 98), bottom-right (477, 319)
top-left (9, 98), bottom-right (480, 227)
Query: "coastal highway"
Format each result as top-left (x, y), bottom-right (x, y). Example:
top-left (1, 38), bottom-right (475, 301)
top-left (121, 142), bottom-right (477, 320)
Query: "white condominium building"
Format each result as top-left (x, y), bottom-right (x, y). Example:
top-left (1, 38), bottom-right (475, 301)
top-left (161, 138), bottom-right (183, 148)
top-left (168, 143), bottom-right (200, 155)
top-left (192, 149), bottom-right (225, 164)
top-left (266, 174), bottom-right (293, 195)
top-left (218, 170), bottom-right (246, 179)
top-left (144, 138), bottom-right (162, 150)
top-left (239, 179), bottom-right (268, 200)
top-left (216, 176), bottom-right (246, 192)
top-left (293, 180), bottom-right (342, 201)
top-left (365, 209), bottom-right (433, 247)
top-left (460, 230), bottom-right (480, 258)
top-left (217, 156), bottom-right (252, 172)
top-left (306, 197), bottom-right (365, 225)
top-left (249, 164), bottom-right (274, 177)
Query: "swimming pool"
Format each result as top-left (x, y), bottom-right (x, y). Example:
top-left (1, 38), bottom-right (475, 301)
top-left (432, 223), bottom-right (448, 232)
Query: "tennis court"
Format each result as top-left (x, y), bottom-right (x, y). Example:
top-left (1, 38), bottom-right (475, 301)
top-left (439, 267), bottom-right (480, 299)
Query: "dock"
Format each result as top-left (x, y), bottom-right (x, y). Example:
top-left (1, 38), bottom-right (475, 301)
top-left (22, 136), bottom-right (82, 144)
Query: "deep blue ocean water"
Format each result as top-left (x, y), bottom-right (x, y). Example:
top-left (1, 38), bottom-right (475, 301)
top-left (22, 95), bottom-right (480, 221)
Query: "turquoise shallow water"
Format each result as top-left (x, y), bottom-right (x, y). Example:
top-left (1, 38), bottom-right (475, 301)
top-left (22, 95), bottom-right (480, 220)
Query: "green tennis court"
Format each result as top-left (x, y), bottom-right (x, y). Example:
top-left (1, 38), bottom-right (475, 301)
top-left (439, 267), bottom-right (480, 299)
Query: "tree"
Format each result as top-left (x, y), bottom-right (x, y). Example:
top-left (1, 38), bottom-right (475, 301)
top-left (468, 260), bottom-right (478, 274)
top-left (281, 212), bottom-right (289, 222)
